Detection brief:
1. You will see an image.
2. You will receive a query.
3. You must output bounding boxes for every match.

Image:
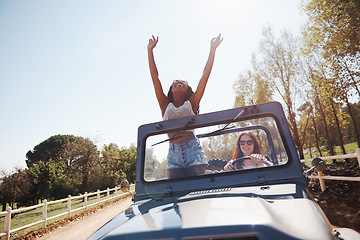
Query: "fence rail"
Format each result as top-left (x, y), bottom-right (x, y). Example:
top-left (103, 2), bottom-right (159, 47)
top-left (0, 184), bottom-right (134, 240)
top-left (301, 148), bottom-right (360, 191)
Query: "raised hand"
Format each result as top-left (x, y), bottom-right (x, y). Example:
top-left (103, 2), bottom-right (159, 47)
top-left (210, 33), bottom-right (223, 49)
top-left (148, 35), bottom-right (159, 50)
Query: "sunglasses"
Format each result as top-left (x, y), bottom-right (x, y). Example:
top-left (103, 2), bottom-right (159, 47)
top-left (239, 140), bottom-right (253, 146)
top-left (173, 79), bottom-right (188, 84)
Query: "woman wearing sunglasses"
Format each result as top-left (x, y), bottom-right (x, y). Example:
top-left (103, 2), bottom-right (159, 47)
top-left (224, 131), bottom-right (273, 171)
top-left (147, 34), bottom-right (223, 179)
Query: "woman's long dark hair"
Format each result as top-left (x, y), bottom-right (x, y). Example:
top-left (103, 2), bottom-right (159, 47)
top-left (231, 131), bottom-right (262, 160)
top-left (167, 82), bottom-right (199, 114)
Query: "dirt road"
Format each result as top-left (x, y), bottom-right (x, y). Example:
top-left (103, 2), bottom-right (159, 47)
top-left (38, 197), bottom-right (132, 240)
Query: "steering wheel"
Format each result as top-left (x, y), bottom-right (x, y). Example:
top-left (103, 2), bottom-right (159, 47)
top-left (206, 159), bottom-right (228, 171)
top-left (231, 156), bottom-right (251, 170)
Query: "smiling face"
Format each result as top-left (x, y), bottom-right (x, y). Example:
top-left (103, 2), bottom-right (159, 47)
top-left (171, 80), bottom-right (188, 96)
top-left (239, 134), bottom-right (254, 157)
top-left (167, 80), bottom-right (195, 108)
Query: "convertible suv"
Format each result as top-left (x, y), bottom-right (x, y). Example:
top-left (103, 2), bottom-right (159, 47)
top-left (89, 102), bottom-right (360, 240)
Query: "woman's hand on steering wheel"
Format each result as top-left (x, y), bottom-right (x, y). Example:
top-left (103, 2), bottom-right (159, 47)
top-left (223, 157), bottom-right (251, 171)
top-left (250, 154), bottom-right (265, 166)
top-left (223, 160), bottom-right (234, 172)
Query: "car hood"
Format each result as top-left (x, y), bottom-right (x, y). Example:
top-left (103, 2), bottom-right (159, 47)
top-left (89, 184), bottom-right (335, 240)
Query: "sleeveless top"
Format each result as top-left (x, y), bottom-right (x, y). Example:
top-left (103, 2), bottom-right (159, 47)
top-left (163, 100), bottom-right (195, 120)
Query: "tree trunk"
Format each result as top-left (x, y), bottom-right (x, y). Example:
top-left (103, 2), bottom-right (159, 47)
top-left (312, 114), bottom-right (322, 156)
top-left (301, 113), bottom-right (310, 147)
top-left (316, 96), bottom-right (334, 156)
top-left (329, 98), bottom-right (346, 156)
top-left (287, 104), bottom-right (304, 159)
top-left (82, 173), bottom-right (89, 194)
top-left (307, 124), bottom-right (313, 159)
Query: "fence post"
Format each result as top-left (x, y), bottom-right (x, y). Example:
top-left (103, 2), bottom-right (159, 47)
top-left (356, 148), bottom-right (360, 167)
top-left (107, 188), bottom-right (110, 201)
top-left (318, 171), bottom-right (326, 192)
top-left (67, 195), bottom-right (71, 218)
top-left (97, 189), bottom-right (100, 206)
top-left (84, 192), bottom-right (88, 210)
top-left (42, 199), bottom-right (48, 229)
top-left (4, 206), bottom-right (11, 240)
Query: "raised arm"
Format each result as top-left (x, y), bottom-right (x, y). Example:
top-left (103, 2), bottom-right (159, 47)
top-left (147, 35), bottom-right (169, 114)
top-left (191, 34), bottom-right (223, 108)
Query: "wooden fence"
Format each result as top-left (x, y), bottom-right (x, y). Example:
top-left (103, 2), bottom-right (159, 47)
top-left (301, 148), bottom-right (360, 191)
top-left (0, 184), bottom-right (134, 240)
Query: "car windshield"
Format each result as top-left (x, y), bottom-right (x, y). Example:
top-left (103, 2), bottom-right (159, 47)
top-left (143, 115), bottom-right (288, 182)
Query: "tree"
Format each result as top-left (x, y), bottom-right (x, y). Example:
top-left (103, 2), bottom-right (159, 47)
top-left (233, 55), bottom-right (274, 107)
top-left (302, 0), bottom-right (360, 147)
top-left (0, 169), bottom-right (31, 210)
top-left (101, 144), bottom-right (137, 184)
top-left (100, 143), bottom-right (127, 188)
top-left (25, 159), bottom-right (73, 203)
top-left (26, 135), bottom-right (78, 168)
top-left (144, 148), bottom-right (160, 180)
top-left (259, 26), bottom-right (305, 159)
top-left (202, 133), bottom-right (237, 161)
top-left (301, 0), bottom-right (360, 59)
top-left (62, 137), bottom-right (100, 193)
top-left (25, 134), bottom-right (101, 199)
top-left (120, 145), bottom-right (137, 183)
top-left (233, 26), bottom-right (306, 158)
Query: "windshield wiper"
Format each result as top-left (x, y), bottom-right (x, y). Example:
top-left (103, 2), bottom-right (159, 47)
top-left (199, 108), bottom-right (247, 138)
top-left (151, 118), bottom-right (196, 146)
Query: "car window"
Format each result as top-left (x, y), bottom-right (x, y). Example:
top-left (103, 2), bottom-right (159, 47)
top-left (143, 116), bottom-right (288, 182)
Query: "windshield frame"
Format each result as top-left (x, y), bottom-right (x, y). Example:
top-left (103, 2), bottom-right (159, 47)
top-left (135, 102), bottom-right (305, 200)
top-left (141, 113), bottom-right (289, 183)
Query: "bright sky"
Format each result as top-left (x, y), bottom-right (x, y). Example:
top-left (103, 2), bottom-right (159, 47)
top-left (0, 0), bottom-right (306, 172)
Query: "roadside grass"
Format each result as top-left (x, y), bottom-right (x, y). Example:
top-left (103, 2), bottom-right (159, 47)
top-left (0, 188), bottom-right (130, 240)
top-left (302, 142), bottom-right (359, 167)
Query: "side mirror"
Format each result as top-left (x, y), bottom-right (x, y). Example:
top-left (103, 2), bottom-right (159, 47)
top-left (305, 157), bottom-right (325, 178)
top-left (311, 157), bottom-right (325, 172)
top-left (120, 180), bottom-right (134, 201)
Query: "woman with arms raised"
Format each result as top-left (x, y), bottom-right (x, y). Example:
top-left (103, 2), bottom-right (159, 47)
top-left (147, 34), bottom-right (223, 179)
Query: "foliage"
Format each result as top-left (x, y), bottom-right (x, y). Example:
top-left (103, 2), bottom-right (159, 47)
top-left (202, 132), bottom-right (237, 160)
top-left (301, 0), bottom-right (360, 152)
top-left (17, 135), bottom-right (135, 205)
top-left (25, 134), bottom-right (78, 168)
top-left (233, 25), bottom-right (306, 159)
top-left (233, 1), bottom-right (360, 159)
top-left (100, 143), bottom-right (137, 185)
top-left (144, 148), bottom-right (160, 180)
top-left (61, 137), bottom-right (100, 193)
top-left (0, 169), bottom-right (31, 210)
top-left (233, 55), bottom-right (274, 107)
top-left (98, 143), bottom-right (126, 188)
top-left (301, 0), bottom-right (360, 58)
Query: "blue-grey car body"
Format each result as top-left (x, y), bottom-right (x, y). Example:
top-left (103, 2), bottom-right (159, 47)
top-left (88, 101), bottom-right (360, 240)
